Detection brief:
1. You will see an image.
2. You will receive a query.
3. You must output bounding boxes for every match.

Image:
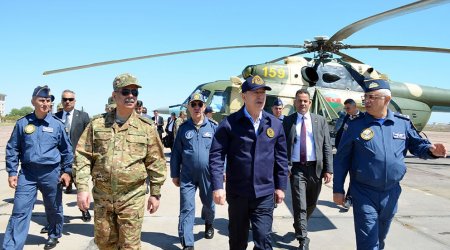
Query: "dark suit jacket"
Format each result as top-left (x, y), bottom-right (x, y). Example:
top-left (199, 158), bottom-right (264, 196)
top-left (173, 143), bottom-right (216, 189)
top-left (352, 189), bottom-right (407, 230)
top-left (209, 107), bottom-right (288, 198)
top-left (56, 109), bottom-right (90, 153)
top-left (152, 116), bottom-right (164, 131)
top-left (282, 112), bottom-right (333, 178)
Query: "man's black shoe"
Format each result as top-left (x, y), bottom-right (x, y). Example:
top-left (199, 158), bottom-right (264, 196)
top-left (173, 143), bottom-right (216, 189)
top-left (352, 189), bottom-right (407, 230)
top-left (81, 210), bottom-right (91, 222)
top-left (44, 238), bottom-right (59, 250)
top-left (298, 238), bottom-right (310, 250)
top-left (64, 183), bottom-right (73, 194)
top-left (183, 247), bottom-right (194, 250)
top-left (40, 224), bottom-right (49, 234)
top-left (205, 223), bottom-right (214, 239)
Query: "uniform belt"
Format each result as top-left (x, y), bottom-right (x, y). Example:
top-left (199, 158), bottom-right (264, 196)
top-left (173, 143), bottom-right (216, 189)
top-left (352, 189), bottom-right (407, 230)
top-left (292, 161), bottom-right (316, 167)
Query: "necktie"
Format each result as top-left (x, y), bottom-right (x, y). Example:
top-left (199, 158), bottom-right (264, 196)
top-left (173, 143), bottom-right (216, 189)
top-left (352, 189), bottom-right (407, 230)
top-left (300, 116), bottom-right (307, 164)
top-left (66, 112), bottom-right (72, 136)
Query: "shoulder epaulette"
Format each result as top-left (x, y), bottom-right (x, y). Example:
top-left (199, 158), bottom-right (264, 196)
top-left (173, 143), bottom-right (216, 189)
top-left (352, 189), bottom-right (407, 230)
top-left (18, 113), bottom-right (32, 121)
top-left (208, 118), bottom-right (218, 125)
top-left (394, 112), bottom-right (410, 120)
top-left (52, 114), bottom-right (65, 124)
top-left (138, 116), bottom-right (154, 126)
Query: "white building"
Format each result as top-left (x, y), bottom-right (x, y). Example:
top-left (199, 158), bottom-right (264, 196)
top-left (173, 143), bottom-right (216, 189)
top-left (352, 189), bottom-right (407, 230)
top-left (0, 93), bottom-right (6, 117)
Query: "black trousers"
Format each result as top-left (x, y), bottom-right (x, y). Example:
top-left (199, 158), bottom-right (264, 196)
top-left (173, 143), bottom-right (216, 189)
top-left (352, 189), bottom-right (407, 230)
top-left (227, 193), bottom-right (274, 250)
top-left (290, 161), bottom-right (322, 242)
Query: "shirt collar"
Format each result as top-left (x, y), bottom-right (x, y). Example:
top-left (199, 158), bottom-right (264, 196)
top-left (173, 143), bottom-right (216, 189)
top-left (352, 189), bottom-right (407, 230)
top-left (297, 111), bottom-right (310, 120)
top-left (244, 106), bottom-right (262, 124)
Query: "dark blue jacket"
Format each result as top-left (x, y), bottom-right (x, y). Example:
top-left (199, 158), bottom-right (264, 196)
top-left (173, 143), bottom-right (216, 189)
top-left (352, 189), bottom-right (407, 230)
top-left (6, 112), bottom-right (73, 176)
top-left (334, 109), bottom-right (435, 193)
top-left (209, 106), bottom-right (288, 198)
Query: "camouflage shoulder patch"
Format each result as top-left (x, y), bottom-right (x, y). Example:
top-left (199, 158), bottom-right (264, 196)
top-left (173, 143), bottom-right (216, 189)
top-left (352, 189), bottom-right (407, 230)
top-left (394, 112), bottom-right (410, 120)
top-left (138, 115), bottom-right (154, 126)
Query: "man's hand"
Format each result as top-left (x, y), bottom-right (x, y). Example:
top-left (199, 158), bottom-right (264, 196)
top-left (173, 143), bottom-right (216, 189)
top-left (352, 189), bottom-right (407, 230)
top-left (172, 178), bottom-right (180, 187)
top-left (59, 173), bottom-right (71, 187)
top-left (323, 172), bottom-right (333, 184)
top-left (274, 189), bottom-right (285, 204)
top-left (213, 189), bottom-right (226, 205)
top-left (77, 191), bottom-right (91, 212)
top-left (8, 176), bottom-right (18, 189)
top-left (430, 143), bottom-right (448, 157)
top-left (147, 196), bottom-right (160, 214)
top-left (333, 193), bottom-right (345, 206)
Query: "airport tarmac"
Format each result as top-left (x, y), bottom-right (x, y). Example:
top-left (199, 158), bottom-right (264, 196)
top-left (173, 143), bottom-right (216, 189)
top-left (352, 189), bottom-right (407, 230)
top-left (0, 125), bottom-right (450, 249)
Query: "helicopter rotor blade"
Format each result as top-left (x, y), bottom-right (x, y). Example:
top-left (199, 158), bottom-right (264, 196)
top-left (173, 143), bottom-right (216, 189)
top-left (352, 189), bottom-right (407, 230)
top-left (265, 50), bottom-right (310, 64)
top-left (43, 44), bottom-right (303, 75)
top-left (346, 45), bottom-right (450, 54)
top-left (333, 51), bottom-right (365, 64)
top-left (327, 0), bottom-right (450, 44)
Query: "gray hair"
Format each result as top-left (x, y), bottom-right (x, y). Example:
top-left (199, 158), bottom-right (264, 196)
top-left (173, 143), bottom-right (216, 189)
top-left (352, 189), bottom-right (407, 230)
top-left (61, 89), bottom-right (75, 95)
top-left (377, 89), bottom-right (391, 97)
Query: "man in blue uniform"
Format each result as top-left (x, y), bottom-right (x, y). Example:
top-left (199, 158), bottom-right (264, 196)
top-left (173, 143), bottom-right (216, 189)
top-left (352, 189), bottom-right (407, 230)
top-left (333, 79), bottom-right (447, 250)
top-left (209, 75), bottom-right (289, 250)
top-left (170, 92), bottom-right (217, 250)
top-left (3, 85), bottom-right (73, 250)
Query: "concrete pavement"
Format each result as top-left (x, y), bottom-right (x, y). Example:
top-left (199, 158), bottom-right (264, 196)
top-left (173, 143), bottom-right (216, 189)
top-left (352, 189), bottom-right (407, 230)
top-left (1, 125), bottom-right (450, 249)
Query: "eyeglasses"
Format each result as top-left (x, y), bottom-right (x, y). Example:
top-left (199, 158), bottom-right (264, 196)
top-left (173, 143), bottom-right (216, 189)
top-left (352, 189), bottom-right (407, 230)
top-left (62, 98), bottom-right (75, 102)
top-left (118, 89), bottom-right (139, 97)
top-left (190, 101), bottom-right (204, 108)
top-left (362, 94), bottom-right (386, 101)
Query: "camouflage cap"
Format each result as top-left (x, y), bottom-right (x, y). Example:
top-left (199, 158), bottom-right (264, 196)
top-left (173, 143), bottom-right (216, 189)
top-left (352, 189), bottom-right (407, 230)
top-left (107, 96), bottom-right (116, 108)
top-left (113, 73), bottom-right (142, 91)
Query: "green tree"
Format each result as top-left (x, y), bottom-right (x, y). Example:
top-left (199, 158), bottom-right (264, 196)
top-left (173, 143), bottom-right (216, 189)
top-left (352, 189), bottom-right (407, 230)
top-left (8, 106), bottom-right (33, 117)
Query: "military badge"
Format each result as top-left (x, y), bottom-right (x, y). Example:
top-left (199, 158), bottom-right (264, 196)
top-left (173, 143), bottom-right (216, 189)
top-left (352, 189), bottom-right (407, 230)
top-left (368, 82), bottom-right (379, 89)
top-left (24, 124), bottom-right (35, 134)
top-left (266, 128), bottom-right (275, 138)
top-left (360, 128), bottom-right (374, 140)
top-left (193, 93), bottom-right (201, 101)
top-left (252, 75), bottom-right (264, 85)
top-left (185, 130), bottom-right (194, 139)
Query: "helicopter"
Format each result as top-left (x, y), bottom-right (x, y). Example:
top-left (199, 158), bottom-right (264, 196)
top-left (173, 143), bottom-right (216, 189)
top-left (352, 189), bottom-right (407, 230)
top-left (42, 0), bottom-right (450, 132)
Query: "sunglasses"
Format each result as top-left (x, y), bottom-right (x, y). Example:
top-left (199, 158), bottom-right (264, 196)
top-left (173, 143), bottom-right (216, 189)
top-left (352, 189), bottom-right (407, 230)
top-left (190, 102), bottom-right (204, 108)
top-left (62, 98), bottom-right (75, 102)
top-left (119, 88), bottom-right (139, 97)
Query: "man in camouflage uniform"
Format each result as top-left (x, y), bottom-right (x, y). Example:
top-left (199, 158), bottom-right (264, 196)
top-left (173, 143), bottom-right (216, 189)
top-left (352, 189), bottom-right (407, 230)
top-left (173, 110), bottom-right (187, 139)
top-left (73, 73), bottom-right (167, 250)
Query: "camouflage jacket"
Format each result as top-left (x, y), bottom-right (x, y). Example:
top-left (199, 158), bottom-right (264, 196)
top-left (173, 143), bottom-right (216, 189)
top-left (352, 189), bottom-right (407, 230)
top-left (73, 111), bottom-right (166, 196)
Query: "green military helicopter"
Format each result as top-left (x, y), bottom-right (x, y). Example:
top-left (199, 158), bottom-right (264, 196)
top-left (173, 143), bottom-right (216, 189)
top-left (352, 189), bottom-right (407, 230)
top-left (43, 0), bottom-right (450, 132)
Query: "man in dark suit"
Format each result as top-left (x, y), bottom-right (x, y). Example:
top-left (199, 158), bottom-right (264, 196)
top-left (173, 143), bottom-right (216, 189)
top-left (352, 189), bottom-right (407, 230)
top-left (282, 89), bottom-right (333, 250)
top-left (152, 109), bottom-right (164, 141)
top-left (209, 75), bottom-right (288, 250)
top-left (55, 90), bottom-right (91, 222)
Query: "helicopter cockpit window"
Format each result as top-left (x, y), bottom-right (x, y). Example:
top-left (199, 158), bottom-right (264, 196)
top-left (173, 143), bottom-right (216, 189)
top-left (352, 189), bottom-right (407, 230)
top-left (209, 91), bottom-right (227, 113)
top-left (314, 62), bottom-right (363, 91)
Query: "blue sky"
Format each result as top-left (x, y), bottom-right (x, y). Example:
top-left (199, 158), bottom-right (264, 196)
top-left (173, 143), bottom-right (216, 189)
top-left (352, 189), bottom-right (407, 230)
top-left (1, 1), bottom-right (449, 123)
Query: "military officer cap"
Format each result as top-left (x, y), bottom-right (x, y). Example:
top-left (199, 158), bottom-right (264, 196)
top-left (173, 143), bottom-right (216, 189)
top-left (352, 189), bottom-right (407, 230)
top-left (205, 106), bottom-right (213, 114)
top-left (32, 85), bottom-right (52, 98)
top-left (362, 78), bottom-right (390, 92)
top-left (272, 98), bottom-right (283, 106)
top-left (113, 73), bottom-right (142, 91)
top-left (241, 75), bottom-right (272, 93)
top-left (189, 92), bottom-right (206, 103)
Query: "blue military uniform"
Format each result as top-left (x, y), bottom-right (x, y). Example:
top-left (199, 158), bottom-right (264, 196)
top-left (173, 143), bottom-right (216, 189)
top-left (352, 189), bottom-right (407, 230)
top-left (334, 79), bottom-right (436, 250)
top-left (3, 87), bottom-right (73, 250)
top-left (170, 93), bottom-right (218, 248)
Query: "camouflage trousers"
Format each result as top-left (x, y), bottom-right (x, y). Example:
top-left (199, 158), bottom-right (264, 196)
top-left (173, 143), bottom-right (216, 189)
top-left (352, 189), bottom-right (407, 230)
top-left (93, 185), bottom-right (145, 250)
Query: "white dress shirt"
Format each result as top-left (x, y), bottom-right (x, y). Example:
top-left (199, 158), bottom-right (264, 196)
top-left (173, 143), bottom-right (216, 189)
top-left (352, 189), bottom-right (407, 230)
top-left (291, 112), bottom-right (316, 162)
top-left (243, 107), bottom-right (262, 135)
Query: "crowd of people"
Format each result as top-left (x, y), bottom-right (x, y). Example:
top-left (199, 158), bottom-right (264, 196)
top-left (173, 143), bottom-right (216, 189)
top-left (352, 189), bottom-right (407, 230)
top-left (3, 73), bottom-right (447, 250)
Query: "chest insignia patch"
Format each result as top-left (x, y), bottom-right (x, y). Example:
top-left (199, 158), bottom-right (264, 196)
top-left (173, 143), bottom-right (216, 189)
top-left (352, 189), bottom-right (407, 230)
top-left (43, 126), bottom-right (54, 133)
top-left (203, 132), bottom-right (212, 138)
top-left (360, 128), bottom-right (374, 141)
top-left (24, 124), bottom-right (36, 134)
top-left (393, 132), bottom-right (406, 140)
top-left (266, 128), bottom-right (275, 138)
top-left (185, 130), bottom-right (194, 139)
